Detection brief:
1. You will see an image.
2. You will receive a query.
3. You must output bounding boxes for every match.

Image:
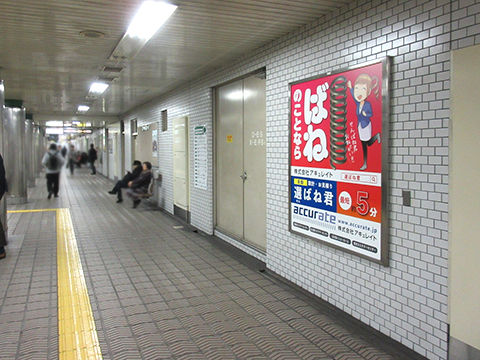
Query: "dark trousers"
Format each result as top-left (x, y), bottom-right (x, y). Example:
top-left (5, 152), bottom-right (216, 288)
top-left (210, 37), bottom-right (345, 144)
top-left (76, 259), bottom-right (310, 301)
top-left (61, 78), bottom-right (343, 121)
top-left (111, 180), bottom-right (128, 200)
top-left (90, 161), bottom-right (96, 174)
top-left (0, 219), bottom-right (6, 247)
top-left (0, 193), bottom-right (5, 248)
top-left (46, 173), bottom-right (60, 196)
top-left (68, 159), bottom-right (75, 174)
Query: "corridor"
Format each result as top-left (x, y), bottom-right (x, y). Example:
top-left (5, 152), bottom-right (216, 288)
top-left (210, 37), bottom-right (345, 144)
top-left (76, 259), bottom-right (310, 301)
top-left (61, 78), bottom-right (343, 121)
top-left (0, 167), bottom-right (424, 359)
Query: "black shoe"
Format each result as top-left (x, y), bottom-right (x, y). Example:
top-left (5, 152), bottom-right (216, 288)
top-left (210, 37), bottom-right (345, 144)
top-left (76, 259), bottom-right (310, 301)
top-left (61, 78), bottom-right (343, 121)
top-left (48, 191), bottom-right (52, 199)
top-left (108, 191), bottom-right (116, 195)
top-left (116, 199), bottom-right (123, 203)
top-left (54, 194), bottom-right (59, 198)
top-left (133, 199), bottom-right (141, 208)
top-left (0, 247), bottom-right (6, 260)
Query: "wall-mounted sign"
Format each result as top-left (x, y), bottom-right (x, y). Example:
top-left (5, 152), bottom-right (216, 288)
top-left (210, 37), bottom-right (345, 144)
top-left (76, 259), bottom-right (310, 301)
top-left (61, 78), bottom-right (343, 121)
top-left (63, 128), bottom-right (93, 134)
top-left (194, 125), bottom-right (207, 190)
top-left (142, 125), bottom-right (150, 131)
top-left (289, 58), bottom-right (390, 265)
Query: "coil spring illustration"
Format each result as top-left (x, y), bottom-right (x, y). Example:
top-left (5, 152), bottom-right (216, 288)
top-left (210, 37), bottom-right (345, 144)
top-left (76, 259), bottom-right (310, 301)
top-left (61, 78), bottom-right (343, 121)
top-left (329, 75), bottom-right (348, 169)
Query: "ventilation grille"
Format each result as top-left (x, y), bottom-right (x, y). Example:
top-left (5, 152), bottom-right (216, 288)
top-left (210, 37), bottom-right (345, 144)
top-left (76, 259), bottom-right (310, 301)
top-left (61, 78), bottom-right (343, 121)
top-left (102, 66), bottom-right (124, 73)
top-left (96, 76), bottom-right (116, 83)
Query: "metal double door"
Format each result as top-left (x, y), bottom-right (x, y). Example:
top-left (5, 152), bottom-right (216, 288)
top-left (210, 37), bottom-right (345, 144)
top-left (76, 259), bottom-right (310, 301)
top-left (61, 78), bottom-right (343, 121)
top-left (215, 75), bottom-right (266, 251)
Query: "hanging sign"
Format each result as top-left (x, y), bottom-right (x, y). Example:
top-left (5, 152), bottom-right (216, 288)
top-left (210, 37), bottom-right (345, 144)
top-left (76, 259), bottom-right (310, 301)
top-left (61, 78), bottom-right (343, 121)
top-left (289, 58), bottom-right (390, 265)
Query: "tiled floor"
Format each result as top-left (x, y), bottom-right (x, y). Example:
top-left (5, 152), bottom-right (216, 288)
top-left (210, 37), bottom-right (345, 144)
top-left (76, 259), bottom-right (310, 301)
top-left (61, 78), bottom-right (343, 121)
top-left (0, 167), bottom-right (428, 359)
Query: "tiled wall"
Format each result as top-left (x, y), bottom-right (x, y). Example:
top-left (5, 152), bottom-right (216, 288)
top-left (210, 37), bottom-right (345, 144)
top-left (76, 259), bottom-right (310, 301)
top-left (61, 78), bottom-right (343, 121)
top-left (116, 1), bottom-right (480, 359)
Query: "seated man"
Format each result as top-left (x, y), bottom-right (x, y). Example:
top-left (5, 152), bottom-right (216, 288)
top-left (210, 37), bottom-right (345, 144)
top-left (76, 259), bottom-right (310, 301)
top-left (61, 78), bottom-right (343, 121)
top-left (126, 161), bottom-right (153, 209)
top-left (108, 160), bottom-right (143, 203)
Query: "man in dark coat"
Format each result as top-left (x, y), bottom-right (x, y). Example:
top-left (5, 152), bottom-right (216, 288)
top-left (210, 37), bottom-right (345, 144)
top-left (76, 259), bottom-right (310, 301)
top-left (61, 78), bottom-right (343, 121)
top-left (0, 153), bottom-right (8, 259)
top-left (88, 144), bottom-right (97, 175)
top-left (108, 160), bottom-right (143, 203)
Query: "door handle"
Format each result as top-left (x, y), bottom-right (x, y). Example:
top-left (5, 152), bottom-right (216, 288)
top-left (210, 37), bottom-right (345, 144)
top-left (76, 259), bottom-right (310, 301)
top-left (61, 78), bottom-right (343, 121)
top-left (240, 172), bottom-right (247, 182)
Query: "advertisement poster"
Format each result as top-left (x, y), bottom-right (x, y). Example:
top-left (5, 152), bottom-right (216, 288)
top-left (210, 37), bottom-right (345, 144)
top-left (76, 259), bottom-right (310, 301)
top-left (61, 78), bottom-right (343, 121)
top-left (289, 58), bottom-right (390, 265)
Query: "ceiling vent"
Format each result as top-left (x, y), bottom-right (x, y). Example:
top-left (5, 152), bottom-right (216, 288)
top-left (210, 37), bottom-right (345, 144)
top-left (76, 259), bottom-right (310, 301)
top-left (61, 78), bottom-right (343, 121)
top-left (96, 76), bottom-right (117, 83)
top-left (79, 30), bottom-right (105, 39)
top-left (102, 66), bottom-right (124, 73)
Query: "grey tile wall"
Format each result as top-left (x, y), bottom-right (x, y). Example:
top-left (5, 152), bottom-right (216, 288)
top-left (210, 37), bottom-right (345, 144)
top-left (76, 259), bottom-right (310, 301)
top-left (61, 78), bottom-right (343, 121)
top-left (97, 1), bottom-right (480, 359)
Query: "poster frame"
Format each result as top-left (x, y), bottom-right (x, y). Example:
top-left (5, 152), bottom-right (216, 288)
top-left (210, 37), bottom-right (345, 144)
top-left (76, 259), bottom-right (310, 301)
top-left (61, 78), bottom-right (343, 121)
top-left (288, 57), bottom-right (391, 266)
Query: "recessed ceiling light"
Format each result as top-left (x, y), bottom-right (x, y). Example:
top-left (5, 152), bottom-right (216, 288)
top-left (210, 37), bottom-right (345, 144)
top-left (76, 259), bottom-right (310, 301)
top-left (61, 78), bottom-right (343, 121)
top-left (77, 105), bottom-right (90, 112)
top-left (89, 82), bottom-right (109, 94)
top-left (109, 1), bottom-right (177, 61)
top-left (79, 30), bottom-right (105, 39)
top-left (126, 2), bottom-right (177, 40)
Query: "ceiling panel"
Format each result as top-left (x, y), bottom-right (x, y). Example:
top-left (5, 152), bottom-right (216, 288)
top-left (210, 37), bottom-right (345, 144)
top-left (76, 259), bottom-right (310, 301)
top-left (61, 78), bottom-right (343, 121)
top-left (0, 0), bottom-right (355, 122)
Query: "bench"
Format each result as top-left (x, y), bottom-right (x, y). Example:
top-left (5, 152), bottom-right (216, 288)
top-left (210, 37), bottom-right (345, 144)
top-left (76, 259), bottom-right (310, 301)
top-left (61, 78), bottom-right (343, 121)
top-left (139, 179), bottom-right (155, 199)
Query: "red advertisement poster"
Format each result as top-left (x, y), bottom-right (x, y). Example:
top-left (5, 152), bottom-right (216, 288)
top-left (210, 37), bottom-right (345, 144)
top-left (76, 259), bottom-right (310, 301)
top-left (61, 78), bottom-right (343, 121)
top-left (289, 58), bottom-right (389, 265)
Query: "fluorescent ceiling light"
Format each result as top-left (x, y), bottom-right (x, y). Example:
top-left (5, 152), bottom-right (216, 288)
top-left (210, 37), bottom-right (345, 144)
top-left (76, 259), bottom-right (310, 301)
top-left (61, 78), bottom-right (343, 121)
top-left (89, 83), bottom-right (109, 94)
top-left (77, 105), bottom-right (90, 112)
top-left (127, 1), bottom-right (177, 40)
top-left (46, 121), bottom-right (63, 127)
top-left (45, 127), bottom-right (64, 135)
top-left (110, 1), bottom-right (177, 61)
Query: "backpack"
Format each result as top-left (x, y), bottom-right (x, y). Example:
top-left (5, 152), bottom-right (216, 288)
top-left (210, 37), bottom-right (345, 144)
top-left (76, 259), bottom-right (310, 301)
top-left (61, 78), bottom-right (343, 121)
top-left (47, 152), bottom-right (59, 170)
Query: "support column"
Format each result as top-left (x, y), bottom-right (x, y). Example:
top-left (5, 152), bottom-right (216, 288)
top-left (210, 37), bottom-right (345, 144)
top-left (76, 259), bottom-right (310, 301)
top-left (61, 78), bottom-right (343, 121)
top-left (0, 81), bottom-right (7, 239)
top-left (4, 100), bottom-right (27, 204)
top-left (33, 125), bottom-right (41, 178)
top-left (25, 117), bottom-right (35, 187)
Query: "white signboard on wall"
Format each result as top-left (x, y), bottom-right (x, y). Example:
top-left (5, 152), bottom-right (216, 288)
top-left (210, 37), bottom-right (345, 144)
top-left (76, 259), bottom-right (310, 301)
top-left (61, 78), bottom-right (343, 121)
top-left (194, 125), bottom-right (208, 190)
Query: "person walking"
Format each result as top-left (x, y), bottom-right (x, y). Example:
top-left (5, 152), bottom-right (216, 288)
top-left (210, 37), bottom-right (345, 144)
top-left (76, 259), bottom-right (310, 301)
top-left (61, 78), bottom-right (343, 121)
top-left (60, 145), bottom-right (67, 158)
top-left (67, 145), bottom-right (78, 175)
top-left (108, 160), bottom-right (142, 203)
top-left (88, 144), bottom-right (97, 175)
top-left (41, 143), bottom-right (64, 199)
top-left (0, 152), bottom-right (8, 259)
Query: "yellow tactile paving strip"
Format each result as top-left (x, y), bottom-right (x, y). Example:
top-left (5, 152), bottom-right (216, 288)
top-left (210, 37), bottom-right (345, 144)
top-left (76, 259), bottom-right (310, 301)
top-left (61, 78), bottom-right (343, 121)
top-left (8, 209), bottom-right (103, 360)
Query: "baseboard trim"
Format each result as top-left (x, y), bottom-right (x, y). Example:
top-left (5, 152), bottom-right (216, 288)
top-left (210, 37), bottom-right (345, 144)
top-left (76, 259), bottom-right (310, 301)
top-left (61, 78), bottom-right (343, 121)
top-left (449, 336), bottom-right (480, 360)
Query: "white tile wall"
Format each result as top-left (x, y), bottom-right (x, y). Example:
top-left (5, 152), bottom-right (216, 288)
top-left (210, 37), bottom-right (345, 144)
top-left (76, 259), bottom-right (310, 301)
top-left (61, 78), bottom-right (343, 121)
top-left (113, 1), bottom-right (480, 359)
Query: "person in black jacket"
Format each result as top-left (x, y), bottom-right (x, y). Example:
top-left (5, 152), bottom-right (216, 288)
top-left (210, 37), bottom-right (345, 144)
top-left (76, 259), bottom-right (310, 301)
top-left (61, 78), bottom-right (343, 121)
top-left (88, 144), bottom-right (97, 175)
top-left (0, 153), bottom-right (8, 259)
top-left (108, 160), bottom-right (143, 203)
top-left (126, 161), bottom-right (153, 209)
